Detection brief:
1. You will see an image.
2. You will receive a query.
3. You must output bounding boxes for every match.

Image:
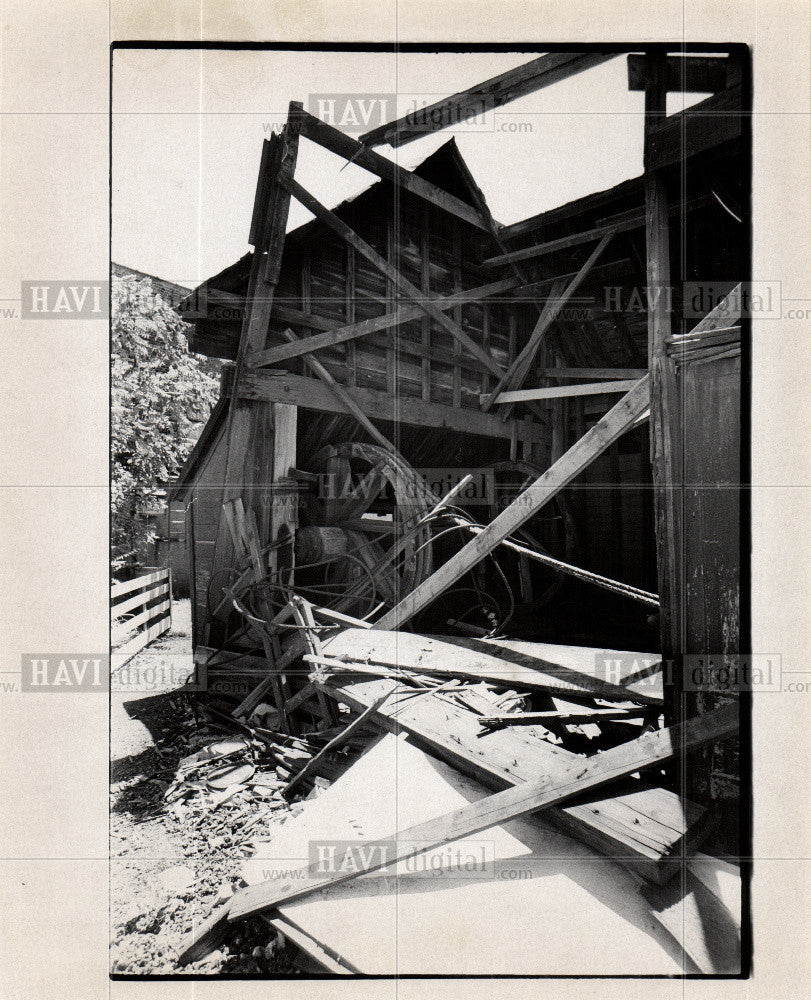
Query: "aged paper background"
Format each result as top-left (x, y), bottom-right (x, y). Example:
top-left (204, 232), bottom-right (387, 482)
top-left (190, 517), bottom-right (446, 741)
top-left (0, 1), bottom-right (808, 998)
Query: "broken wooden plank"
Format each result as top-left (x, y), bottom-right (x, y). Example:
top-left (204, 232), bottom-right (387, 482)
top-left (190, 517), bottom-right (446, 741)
top-left (377, 376), bottom-right (650, 628)
top-left (489, 377), bottom-right (641, 404)
top-left (283, 691), bottom-right (392, 797)
top-left (247, 278), bottom-right (519, 368)
top-left (246, 734), bottom-right (698, 974)
top-left (229, 702), bottom-right (737, 919)
top-left (321, 673), bottom-right (707, 883)
top-left (177, 900), bottom-right (233, 966)
top-left (282, 680), bottom-right (321, 717)
top-left (479, 708), bottom-right (647, 728)
top-left (360, 52), bottom-right (617, 147)
top-left (281, 175), bottom-right (508, 381)
top-left (433, 635), bottom-right (664, 704)
top-left (311, 606), bottom-right (374, 629)
top-left (315, 629), bottom-right (663, 705)
top-left (456, 523), bottom-right (659, 607)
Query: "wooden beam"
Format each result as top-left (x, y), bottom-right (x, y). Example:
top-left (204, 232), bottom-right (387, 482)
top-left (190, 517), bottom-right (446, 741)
top-left (247, 277), bottom-right (519, 368)
top-left (481, 232), bottom-right (615, 410)
top-left (359, 52), bottom-right (617, 147)
top-left (538, 367), bottom-right (648, 380)
top-left (489, 378), bottom-right (641, 404)
top-left (498, 176), bottom-right (643, 244)
top-left (310, 629), bottom-right (663, 704)
top-left (646, 85), bottom-right (742, 171)
top-left (376, 377), bottom-right (650, 629)
top-left (480, 708), bottom-right (646, 727)
top-left (627, 54), bottom-right (729, 93)
top-left (295, 108), bottom-right (491, 231)
top-left (484, 194), bottom-right (712, 269)
top-left (237, 369), bottom-right (545, 446)
top-left (643, 52), bottom-right (683, 730)
top-left (281, 176), bottom-right (508, 382)
top-left (485, 217), bottom-right (639, 269)
top-left (496, 278), bottom-right (566, 423)
top-left (228, 701), bottom-right (737, 919)
top-left (278, 328), bottom-right (398, 454)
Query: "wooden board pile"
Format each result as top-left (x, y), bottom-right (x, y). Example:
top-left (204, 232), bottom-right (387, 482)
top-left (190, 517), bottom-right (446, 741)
top-left (177, 619), bottom-right (740, 973)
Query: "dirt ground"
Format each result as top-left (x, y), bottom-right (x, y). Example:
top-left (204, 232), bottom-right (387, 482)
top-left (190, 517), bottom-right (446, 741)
top-left (109, 600), bottom-right (301, 975)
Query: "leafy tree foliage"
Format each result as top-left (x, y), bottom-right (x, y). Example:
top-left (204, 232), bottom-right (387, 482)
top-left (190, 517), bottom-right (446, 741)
top-left (112, 273), bottom-right (218, 569)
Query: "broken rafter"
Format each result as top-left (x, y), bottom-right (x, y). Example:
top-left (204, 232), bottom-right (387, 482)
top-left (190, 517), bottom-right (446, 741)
top-left (228, 702), bottom-right (737, 919)
top-left (359, 52), bottom-right (617, 148)
top-left (295, 108), bottom-right (492, 231)
top-left (377, 376), bottom-right (651, 629)
top-left (280, 175), bottom-right (509, 382)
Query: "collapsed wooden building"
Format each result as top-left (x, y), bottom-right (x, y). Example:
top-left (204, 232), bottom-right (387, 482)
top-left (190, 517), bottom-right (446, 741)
top-left (169, 49), bottom-right (747, 974)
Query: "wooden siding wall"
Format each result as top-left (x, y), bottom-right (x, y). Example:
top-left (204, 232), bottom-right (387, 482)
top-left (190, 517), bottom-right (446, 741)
top-left (261, 190), bottom-right (522, 414)
top-left (183, 420), bottom-right (229, 644)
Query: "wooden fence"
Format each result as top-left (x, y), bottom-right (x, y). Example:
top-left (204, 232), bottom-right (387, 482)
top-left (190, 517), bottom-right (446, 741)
top-left (111, 568), bottom-right (172, 666)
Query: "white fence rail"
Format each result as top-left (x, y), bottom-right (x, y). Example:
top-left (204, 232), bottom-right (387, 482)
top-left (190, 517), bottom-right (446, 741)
top-left (111, 567), bottom-right (172, 666)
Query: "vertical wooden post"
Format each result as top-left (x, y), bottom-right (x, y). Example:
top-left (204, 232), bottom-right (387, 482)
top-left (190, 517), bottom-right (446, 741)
top-left (452, 223), bottom-right (463, 409)
top-left (207, 105), bottom-right (301, 640)
top-left (643, 52), bottom-right (682, 726)
top-left (420, 205), bottom-right (432, 402)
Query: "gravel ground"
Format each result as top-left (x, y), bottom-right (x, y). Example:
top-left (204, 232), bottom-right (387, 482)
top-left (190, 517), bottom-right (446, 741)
top-left (110, 601), bottom-right (301, 975)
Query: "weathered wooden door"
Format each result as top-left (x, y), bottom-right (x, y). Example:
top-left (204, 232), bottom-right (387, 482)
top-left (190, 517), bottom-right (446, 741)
top-left (680, 350), bottom-right (741, 831)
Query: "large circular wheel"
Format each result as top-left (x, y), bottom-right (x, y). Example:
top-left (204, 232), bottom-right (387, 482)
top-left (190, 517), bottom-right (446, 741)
top-left (294, 442), bottom-right (435, 617)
